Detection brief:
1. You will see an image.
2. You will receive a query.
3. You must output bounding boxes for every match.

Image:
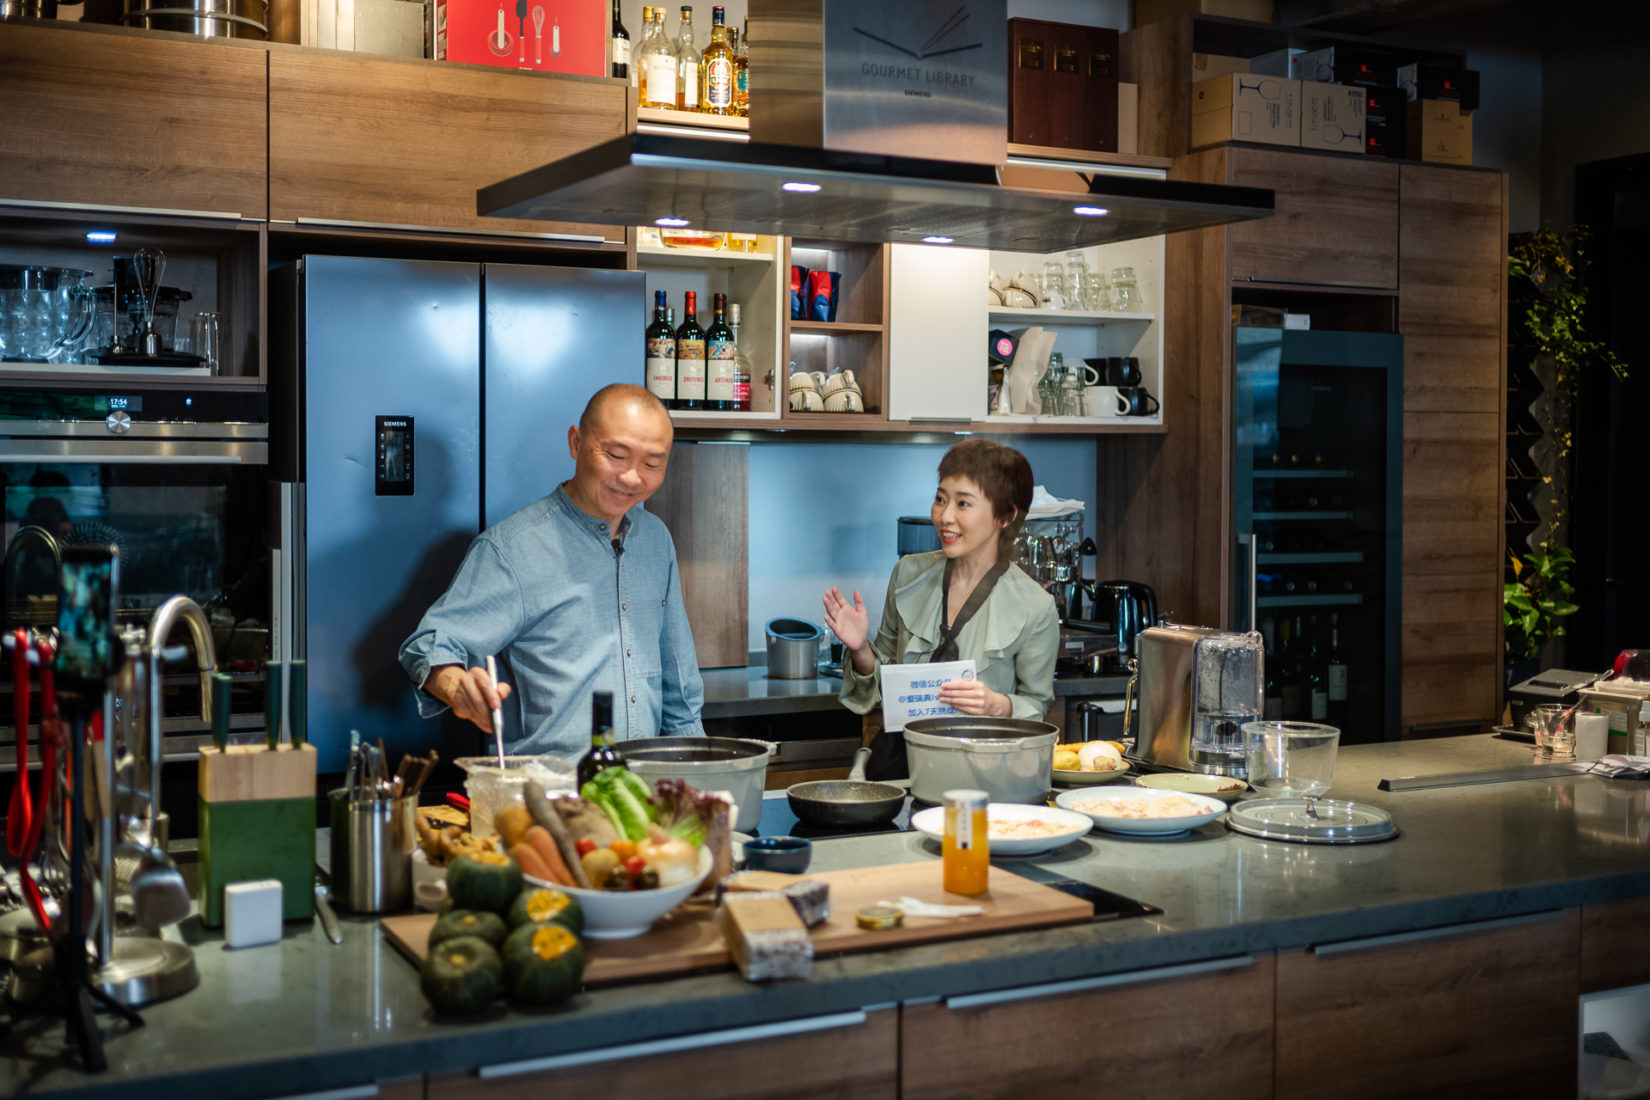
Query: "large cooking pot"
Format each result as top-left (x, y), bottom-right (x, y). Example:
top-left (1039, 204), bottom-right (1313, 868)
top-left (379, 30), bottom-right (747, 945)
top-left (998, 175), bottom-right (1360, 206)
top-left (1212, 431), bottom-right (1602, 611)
top-left (1088, 580), bottom-right (1158, 669)
top-left (619, 736), bottom-right (774, 833)
top-left (903, 717), bottom-right (1058, 805)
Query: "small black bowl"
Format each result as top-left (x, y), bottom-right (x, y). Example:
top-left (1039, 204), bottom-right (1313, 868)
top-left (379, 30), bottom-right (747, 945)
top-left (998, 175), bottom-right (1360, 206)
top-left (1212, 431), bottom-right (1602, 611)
top-left (742, 835), bottom-right (813, 874)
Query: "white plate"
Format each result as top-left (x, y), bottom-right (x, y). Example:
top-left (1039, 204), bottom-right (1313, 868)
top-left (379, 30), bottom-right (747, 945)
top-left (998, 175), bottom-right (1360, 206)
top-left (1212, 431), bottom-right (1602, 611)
top-left (910, 802), bottom-right (1094, 855)
top-left (524, 847), bottom-right (712, 939)
top-left (1052, 765), bottom-right (1131, 787)
top-left (1054, 786), bottom-right (1227, 836)
top-left (1135, 772), bottom-right (1249, 803)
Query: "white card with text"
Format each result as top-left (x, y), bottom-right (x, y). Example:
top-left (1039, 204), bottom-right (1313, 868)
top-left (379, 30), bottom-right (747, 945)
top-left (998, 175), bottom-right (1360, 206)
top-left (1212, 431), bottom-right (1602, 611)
top-left (879, 660), bottom-right (977, 731)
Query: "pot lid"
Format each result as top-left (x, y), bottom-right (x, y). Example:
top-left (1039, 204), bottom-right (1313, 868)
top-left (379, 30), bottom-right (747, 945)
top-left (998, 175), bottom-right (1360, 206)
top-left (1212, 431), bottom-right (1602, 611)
top-left (1225, 798), bottom-right (1399, 845)
top-left (478, 133), bottom-right (1274, 254)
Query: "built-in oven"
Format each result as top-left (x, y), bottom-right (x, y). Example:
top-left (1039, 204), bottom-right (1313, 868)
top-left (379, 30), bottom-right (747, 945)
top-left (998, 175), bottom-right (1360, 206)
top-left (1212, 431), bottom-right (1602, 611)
top-left (0, 385), bottom-right (274, 778)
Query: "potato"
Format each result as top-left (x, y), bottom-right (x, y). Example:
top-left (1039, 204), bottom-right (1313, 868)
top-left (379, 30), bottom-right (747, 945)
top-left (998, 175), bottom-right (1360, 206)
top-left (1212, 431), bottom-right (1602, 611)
top-left (1053, 749), bottom-right (1082, 771)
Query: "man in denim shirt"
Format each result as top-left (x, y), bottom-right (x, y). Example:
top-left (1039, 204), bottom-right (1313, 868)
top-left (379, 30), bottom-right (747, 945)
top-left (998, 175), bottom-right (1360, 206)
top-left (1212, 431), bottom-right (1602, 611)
top-left (398, 385), bottom-right (705, 759)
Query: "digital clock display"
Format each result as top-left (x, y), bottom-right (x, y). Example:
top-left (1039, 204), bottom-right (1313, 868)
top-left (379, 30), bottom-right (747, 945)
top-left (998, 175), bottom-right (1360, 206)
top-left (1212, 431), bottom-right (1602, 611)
top-left (102, 396), bottom-right (142, 412)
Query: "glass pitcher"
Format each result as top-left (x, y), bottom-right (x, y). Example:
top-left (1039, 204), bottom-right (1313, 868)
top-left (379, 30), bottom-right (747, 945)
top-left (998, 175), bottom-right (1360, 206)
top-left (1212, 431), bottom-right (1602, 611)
top-left (1190, 630), bottom-right (1266, 775)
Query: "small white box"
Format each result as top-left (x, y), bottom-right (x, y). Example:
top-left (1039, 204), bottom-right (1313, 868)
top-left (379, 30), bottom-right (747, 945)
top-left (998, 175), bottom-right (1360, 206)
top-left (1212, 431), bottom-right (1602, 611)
top-left (225, 880), bottom-right (284, 949)
top-left (1249, 48), bottom-right (1302, 77)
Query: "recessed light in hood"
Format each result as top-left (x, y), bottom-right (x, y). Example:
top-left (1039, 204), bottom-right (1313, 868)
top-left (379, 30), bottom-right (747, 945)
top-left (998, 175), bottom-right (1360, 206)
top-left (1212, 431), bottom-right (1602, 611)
top-left (478, 132), bottom-right (1274, 254)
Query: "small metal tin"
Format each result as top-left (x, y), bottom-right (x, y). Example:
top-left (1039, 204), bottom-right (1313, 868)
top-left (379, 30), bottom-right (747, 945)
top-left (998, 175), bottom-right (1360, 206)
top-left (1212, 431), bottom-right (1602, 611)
top-left (855, 903), bottom-right (904, 930)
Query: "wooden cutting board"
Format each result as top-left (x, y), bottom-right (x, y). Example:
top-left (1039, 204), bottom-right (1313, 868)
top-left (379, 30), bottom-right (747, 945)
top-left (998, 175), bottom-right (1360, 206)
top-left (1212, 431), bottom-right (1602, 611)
top-left (382, 862), bottom-right (1091, 987)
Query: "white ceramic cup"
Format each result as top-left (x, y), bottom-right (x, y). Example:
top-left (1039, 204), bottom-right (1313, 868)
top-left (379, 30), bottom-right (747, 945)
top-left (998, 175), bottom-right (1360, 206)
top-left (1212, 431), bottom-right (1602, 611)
top-left (789, 389), bottom-right (824, 411)
top-left (1086, 385), bottom-right (1129, 419)
top-left (824, 387), bottom-right (864, 412)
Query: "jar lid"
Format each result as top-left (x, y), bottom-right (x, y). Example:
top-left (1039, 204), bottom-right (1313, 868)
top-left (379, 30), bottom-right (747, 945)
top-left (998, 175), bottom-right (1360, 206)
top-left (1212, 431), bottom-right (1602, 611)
top-left (942, 788), bottom-right (989, 809)
top-left (855, 904), bottom-right (904, 930)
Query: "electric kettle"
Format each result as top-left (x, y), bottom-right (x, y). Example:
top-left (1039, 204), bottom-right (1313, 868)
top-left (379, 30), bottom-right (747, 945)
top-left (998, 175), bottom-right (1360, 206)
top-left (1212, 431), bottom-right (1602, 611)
top-left (1087, 580), bottom-right (1158, 670)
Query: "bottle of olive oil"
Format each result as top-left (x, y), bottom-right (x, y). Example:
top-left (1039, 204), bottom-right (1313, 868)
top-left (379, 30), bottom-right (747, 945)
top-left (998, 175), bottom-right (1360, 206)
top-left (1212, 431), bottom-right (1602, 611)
top-left (577, 691), bottom-right (624, 786)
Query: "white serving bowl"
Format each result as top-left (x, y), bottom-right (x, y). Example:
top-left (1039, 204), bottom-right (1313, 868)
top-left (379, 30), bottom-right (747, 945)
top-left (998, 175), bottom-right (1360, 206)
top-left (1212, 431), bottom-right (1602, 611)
top-left (910, 803), bottom-right (1093, 856)
top-left (524, 847), bottom-right (712, 939)
top-left (1054, 786), bottom-right (1227, 837)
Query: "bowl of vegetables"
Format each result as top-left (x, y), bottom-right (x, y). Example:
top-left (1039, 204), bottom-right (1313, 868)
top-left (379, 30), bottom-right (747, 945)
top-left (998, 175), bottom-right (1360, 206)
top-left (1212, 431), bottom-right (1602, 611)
top-left (514, 769), bottom-right (725, 939)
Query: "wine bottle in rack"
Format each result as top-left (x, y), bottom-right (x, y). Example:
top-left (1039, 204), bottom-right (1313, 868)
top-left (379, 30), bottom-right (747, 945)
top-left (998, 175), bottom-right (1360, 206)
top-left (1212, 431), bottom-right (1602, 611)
top-left (644, 289), bottom-right (676, 408)
top-left (704, 292), bottom-right (736, 411)
top-left (729, 302), bottom-right (752, 412)
top-left (674, 291), bottom-right (706, 410)
top-left (610, 0), bottom-right (630, 79)
top-left (1326, 612), bottom-right (1350, 728)
top-left (701, 6), bottom-right (735, 115)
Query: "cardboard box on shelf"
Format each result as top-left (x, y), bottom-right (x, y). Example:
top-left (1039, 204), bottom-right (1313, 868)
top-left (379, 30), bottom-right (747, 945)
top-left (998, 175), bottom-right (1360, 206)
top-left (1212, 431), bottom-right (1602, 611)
top-left (1301, 80), bottom-right (1365, 153)
top-left (1192, 53), bottom-right (1251, 81)
top-left (1134, 0), bottom-right (1272, 24)
top-left (1189, 73), bottom-right (1300, 149)
top-left (434, 0), bottom-right (603, 74)
top-left (1397, 62), bottom-right (1480, 111)
top-left (1406, 98), bottom-right (1472, 165)
top-left (1248, 47), bottom-right (1302, 77)
top-left (1292, 46), bottom-right (1397, 87)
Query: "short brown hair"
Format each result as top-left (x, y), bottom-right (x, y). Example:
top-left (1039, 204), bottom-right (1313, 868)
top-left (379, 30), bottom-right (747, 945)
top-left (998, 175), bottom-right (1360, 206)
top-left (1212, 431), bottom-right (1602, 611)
top-left (937, 439), bottom-right (1034, 554)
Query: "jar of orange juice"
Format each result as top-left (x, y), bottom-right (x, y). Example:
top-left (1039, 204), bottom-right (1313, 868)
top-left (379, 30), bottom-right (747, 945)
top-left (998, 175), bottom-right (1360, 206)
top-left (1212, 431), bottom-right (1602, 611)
top-left (942, 788), bottom-right (990, 896)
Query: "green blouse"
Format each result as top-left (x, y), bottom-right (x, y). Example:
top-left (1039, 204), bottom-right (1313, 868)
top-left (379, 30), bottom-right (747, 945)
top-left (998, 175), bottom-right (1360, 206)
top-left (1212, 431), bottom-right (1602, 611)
top-left (840, 550), bottom-right (1060, 721)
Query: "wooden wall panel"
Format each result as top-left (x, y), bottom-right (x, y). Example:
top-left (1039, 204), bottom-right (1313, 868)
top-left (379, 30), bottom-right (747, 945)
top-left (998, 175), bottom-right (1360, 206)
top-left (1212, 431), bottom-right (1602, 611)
top-left (1119, 17), bottom-right (1191, 158)
top-left (269, 50), bottom-right (625, 240)
top-left (1398, 166), bottom-right (1507, 734)
top-left (0, 23), bottom-right (267, 218)
top-left (646, 442), bottom-right (749, 669)
top-left (1582, 898), bottom-right (1650, 993)
top-left (1229, 149), bottom-right (1400, 289)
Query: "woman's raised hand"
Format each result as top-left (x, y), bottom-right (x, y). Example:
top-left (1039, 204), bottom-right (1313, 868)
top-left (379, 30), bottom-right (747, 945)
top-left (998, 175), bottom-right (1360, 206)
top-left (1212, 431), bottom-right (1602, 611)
top-left (822, 586), bottom-right (870, 654)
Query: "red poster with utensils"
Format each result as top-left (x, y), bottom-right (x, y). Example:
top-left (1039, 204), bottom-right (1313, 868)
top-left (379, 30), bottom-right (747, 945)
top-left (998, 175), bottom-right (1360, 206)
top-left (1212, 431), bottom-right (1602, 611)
top-left (434, 0), bottom-right (604, 75)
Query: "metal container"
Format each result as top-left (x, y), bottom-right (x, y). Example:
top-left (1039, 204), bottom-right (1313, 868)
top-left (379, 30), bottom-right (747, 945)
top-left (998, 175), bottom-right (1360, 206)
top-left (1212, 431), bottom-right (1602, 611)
top-left (120, 0), bottom-right (269, 38)
top-left (621, 736), bottom-right (775, 833)
top-left (328, 790), bottom-right (416, 914)
top-left (1130, 623), bottom-right (1218, 772)
top-left (903, 717), bottom-right (1058, 805)
top-left (0, 0), bottom-right (57, 20)
top-left (765, 617), bottom-right (822, 680)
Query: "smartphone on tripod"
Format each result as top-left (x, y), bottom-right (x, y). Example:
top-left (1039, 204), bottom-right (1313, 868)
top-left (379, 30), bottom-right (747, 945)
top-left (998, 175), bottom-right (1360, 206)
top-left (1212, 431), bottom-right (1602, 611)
top-left (54, 545), bottom-right (119, 722)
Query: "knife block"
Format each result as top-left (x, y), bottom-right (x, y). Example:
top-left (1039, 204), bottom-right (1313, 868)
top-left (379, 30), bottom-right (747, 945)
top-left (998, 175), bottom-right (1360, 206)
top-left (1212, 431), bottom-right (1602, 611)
top-left (197, 744), bottom-right (317, 928)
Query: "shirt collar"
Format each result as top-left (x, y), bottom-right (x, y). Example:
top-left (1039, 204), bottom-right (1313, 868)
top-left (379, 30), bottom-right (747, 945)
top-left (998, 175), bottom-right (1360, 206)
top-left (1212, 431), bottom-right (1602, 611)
top-left (552, 483), bottom-right (635, 546)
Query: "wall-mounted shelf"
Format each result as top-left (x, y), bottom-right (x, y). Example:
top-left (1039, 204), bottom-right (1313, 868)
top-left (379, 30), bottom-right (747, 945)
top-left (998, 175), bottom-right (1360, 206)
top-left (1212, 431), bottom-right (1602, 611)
top-left (637, 244), bottom-right (775, 266)
top-left (987, 306), bottom-right (1156, 325)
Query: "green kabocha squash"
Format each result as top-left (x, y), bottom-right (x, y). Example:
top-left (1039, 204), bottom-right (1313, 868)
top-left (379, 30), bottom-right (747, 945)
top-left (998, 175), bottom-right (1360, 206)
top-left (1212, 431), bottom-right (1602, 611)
top-left (429, 908), bottom-right (508, 951)
top-left (445, 850), bottom-right (522, 913)
top-left (502, 921), bottom-right (586, 1006)
top-left (420, 935), bottom-right (503, 1016)
top-left (506, 886), bottom-right (584, 935)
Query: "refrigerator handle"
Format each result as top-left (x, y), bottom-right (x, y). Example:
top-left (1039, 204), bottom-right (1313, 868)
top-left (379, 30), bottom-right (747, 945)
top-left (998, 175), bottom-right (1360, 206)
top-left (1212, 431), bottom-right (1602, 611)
top-left (1237, 532), bottom-right (1258, 633)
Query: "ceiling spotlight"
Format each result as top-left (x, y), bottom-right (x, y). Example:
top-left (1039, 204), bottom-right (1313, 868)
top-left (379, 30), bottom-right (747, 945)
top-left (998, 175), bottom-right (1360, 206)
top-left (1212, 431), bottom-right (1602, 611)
top-left (1073, 206), bottom-right (1109, 217)
top-left (85, 230), bottom-right (118, 244)
top-left (921, 235), bottom-right (954, 245)
top-left (782, 181), bottom-right (822, 193)
top-left (655, 217), bottom-right (690, 227)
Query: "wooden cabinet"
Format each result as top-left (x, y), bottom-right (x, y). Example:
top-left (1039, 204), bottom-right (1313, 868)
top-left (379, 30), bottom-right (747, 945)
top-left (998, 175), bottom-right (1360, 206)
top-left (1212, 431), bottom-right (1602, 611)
top-left (888, 243), bottom-right (990, 423)
top-left (428, 1008), bottom-right (898, 1100)
top-left (268, 50), bottom-right (627, 242)
top-left (780, 239), bottom-right (890, 429)
top-left (1274, 911), bottom-right (1579, 1099)
top-left (1397, 165), bottom-right (1507, 730)
top-left (1581, 897), bottom-right (1650, 994)
top-left (1228, 148), bottom-right (1400, 290)
top-left (0, 23), bottom-right (267, 219)
top-left (900, 955), bottom-right (1275, 1098)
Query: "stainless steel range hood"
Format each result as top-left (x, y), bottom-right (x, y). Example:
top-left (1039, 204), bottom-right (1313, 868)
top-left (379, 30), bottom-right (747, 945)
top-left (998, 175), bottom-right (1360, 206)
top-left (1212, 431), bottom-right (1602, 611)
top-left (477, 0), bottom-right (1273, 253)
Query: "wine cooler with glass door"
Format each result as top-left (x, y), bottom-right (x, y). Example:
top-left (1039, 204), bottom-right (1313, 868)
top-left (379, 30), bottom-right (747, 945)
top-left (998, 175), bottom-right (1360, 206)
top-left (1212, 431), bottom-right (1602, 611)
top-left (1231, 326), bottom-right (1402, 744)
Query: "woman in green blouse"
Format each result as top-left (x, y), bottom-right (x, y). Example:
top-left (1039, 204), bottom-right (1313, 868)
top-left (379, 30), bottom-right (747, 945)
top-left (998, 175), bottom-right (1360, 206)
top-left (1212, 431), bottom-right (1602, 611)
top-left (823, 439), bottom-right (1060, 778)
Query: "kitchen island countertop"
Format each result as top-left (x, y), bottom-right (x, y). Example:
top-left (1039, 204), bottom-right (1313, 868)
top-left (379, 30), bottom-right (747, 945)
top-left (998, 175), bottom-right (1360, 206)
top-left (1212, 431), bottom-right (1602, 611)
top-left (5, 734), bottom-right (1648, 1097)
top-left (700, 665), bottom-right (1127, 720)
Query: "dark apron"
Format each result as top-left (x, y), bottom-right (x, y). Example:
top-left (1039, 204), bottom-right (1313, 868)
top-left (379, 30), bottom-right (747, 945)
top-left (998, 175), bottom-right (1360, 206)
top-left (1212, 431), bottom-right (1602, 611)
top-left (864, 558), bottom-right (1010, 782)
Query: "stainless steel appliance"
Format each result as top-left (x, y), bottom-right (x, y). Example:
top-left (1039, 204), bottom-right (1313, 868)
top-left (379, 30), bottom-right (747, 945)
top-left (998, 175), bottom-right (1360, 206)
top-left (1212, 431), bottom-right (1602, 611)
top-left (1087, 580), bottom-right (1158, 671)
top-left (271, 256), bottom-right (642, 772)
top-left (764, 617), bottom-right (822, 680)
top-left (1231, 327), bottom-right (1403, 743)
top-left (1129, 622), bottom-right (1217, 772)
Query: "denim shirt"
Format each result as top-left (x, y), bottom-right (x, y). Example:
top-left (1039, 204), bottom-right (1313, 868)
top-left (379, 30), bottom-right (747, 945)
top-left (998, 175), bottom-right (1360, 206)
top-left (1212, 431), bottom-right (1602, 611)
top-left (398, 485), bottom-right (704, 760)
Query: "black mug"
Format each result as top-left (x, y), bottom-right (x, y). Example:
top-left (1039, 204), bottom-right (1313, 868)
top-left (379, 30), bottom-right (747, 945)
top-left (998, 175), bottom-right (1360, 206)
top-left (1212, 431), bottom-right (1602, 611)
top-left (1084, 356), bottom-right (1142, 387)
top-left (1117, 386), bottom-right (1159, 416)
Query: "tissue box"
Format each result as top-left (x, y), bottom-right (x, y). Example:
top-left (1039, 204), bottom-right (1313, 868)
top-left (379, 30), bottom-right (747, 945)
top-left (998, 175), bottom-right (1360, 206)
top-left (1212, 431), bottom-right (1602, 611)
top-left (434, 0), bottom-right (603, 75)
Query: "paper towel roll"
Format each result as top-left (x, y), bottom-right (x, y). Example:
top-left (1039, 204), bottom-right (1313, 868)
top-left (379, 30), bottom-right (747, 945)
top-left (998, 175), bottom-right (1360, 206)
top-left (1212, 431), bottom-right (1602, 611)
top-left (1575, 712), bottom-right (1609, 760)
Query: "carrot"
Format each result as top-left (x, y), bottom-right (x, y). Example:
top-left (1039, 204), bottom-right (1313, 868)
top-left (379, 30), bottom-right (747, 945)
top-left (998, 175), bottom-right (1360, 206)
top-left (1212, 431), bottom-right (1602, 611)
top-left (524, 825), bottom-right (575, 887)
top-left (509, 840), bottom-right (555, 883)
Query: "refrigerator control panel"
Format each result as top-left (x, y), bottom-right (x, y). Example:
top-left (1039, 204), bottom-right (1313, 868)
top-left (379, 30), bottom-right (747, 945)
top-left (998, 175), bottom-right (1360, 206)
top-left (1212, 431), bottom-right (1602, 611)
top-left (376, 415), bottom-right (414, 496)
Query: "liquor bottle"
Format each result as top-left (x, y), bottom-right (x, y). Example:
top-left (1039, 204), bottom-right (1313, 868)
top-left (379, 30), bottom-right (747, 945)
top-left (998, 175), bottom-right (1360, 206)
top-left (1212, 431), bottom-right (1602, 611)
top-left (1307, 614), bottom-right (1328, 722)
top-left (632, 6), bottom-right (651, 88)
top-left (729, 302), bottom-right (752, 411)
top-left (644, 289), bottom-right (676, 408)
top-left (674, 290), bottom-right (706, 410)
top-left (674, 6), bottom-right (701, 112)
top-left (705, 291), bottom-right (736, 411)
top-left (576, 691), bottom-right (624, 787)
top-left (1326, 612), bottom-right (1349, 729)
top-left (640, 7), bottom-right (677, 108)
top-left (1262, 617), bottom-right (1283, 720)
top-left (610, 0), bottom-right (630, 80)
top-left (701, 6), bottom-right (735, 114)
top-left (734, 15), bottom-right (749, 116)
top-left (1278, 617), bottom-right (1301, 720)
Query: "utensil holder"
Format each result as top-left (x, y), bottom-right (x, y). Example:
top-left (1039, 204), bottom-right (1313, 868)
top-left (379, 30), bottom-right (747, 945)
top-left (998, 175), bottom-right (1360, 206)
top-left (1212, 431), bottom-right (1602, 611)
top-left (196, 744), bottom-right (317, 928)
top-left (328, 790), bottom-right (416, 914)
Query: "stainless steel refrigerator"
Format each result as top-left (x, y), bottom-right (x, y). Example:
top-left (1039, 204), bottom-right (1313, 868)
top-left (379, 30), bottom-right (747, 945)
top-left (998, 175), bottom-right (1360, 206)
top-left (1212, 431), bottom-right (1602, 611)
top-left (271, 256), bottom-right (643, 771)
top-left (1231, 326), bottom-right (1403, 744)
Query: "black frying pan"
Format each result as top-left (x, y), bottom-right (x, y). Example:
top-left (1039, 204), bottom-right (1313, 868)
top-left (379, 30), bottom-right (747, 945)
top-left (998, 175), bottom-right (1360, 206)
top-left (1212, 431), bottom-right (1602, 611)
top-left (785, 747), bottom-right (906, 827)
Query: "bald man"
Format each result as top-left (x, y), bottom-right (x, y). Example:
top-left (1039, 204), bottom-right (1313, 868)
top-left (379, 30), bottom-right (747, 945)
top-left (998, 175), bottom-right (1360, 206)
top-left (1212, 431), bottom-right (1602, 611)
top-left (399, 384), bottom-right (704, 759)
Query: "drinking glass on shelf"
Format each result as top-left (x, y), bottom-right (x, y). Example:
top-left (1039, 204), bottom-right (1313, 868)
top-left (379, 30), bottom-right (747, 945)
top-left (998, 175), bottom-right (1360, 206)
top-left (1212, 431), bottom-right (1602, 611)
top-left (1040, 260), bottom-right (1066, 310)
top-left (1064, 251), bottom-right (1092, 311)
top-left (1110, 267), bottom-right (1141, 312)
top-left (192, 311), bottom-right (227, 375)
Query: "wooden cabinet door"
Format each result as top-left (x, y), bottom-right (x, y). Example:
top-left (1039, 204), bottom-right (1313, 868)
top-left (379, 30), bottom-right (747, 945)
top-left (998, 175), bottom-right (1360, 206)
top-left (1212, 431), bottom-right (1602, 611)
top-left (1228, 148), bottom-right (1399, 289)
top-left (0, 23), bottom-right (267, 218)
top-left (1582, 897), bottom-right (1650, 994)
top-left (1397, 165), bottom-right (1507, 731)
top-left (428, 1008), bottom-right (897, 1100)
top-left (887, 243), bottom-right (989, 423)
top-left (901, 955), bottom-right (1275, 1099)
top-left (269, 51), bottom-right (626, 241)
top-left (1275, 910), bottom-right (1579, 1099)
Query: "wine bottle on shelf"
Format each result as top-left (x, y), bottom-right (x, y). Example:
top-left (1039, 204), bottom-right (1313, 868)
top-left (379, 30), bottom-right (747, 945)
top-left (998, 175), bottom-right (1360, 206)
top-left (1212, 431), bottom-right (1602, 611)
top-left (576, 691), bottom-right (624, 787)
top-left (705, 292), bottom-right (736, 411)
top-left (1326, 612), bottom-right (1350, 729)
top-left (1262, 617), bottom-right (1283, 720)
top-left (644, 289), bottom-right (677, 408)
top-left (1278, 618), bottom-right (1301, 721)
top-left (701, 6), bottom-right (735, 115)
top-left (640, 8), bottom-right (677, 109)
top-left (1290, 615), bottom-right (1313, 722)
top-left (734, 15), bottom-right (749, 116)
top-left (610, 0), bottom-right (630, 79)
top-left (674, 291), bottom-right (706, 410)
top-left (729, 302), bottom-right (752, 411)
top-left (1307, 614), bottom-right (1328, 722)
top-left (674, 5), bottom-right (702, 112)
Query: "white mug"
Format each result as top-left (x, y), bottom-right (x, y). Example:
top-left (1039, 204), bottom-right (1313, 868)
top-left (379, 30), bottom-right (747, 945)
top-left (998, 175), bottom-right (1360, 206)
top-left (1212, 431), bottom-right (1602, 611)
top-left (1085, 385), bottom-right (1129, 419)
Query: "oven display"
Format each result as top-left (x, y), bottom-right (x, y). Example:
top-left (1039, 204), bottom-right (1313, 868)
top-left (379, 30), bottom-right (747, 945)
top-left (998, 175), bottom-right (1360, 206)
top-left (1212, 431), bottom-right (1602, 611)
top-left (103, 396), bottom-right (143, 413)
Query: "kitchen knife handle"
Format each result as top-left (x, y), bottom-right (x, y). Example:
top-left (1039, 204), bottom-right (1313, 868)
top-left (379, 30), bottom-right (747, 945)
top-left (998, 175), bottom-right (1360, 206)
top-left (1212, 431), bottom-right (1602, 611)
top-left (288, 660), bottom-right (307, 748)
top-left (210, 672), bottom-right (232, 751)
top-left (264, 660), bottom-right (282, 750)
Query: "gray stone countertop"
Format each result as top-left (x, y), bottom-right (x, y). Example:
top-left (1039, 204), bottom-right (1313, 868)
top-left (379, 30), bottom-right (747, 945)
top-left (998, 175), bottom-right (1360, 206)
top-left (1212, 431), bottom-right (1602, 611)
top-left (6, 735), bottom-right (1649, 1098)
